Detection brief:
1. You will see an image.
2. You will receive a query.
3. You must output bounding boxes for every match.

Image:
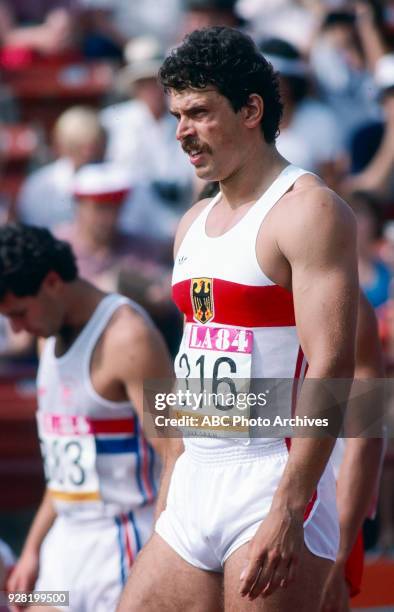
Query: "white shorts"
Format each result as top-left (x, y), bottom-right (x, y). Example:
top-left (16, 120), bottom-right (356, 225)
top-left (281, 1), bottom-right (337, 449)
top-left (156, 441), bottom-right (339, 571)
top-left (35, 505), bottom-right (154, 612)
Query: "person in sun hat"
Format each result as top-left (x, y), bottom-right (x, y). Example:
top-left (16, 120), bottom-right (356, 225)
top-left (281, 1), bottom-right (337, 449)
top-left (55, 162), bottom-right (181, 354)
top-left (101, 36), bottom-right (194, 243)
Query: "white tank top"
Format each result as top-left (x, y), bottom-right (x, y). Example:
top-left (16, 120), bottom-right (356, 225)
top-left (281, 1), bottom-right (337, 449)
top-left (172, 165), bottom-right (310, 452)
top-left (36, 294), bottom-right (159, 519)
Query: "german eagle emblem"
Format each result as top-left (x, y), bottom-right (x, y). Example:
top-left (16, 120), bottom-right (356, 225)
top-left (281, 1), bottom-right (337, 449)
top-left (191, 278), bottom-right (214, 324)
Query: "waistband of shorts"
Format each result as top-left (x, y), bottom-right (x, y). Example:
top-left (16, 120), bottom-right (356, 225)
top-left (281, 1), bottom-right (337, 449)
top-left (183, 439), bottom-right (288, 465)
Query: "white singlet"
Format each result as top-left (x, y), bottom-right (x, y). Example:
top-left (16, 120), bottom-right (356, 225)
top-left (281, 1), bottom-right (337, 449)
top-left (35, 294), bottom-right (159, 610)
top-left (156, 164), bottom-right (339, 569)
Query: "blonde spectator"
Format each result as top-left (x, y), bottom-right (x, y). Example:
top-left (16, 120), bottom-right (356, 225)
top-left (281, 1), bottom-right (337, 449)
top-left (17, 106), bottom-right (106, 229)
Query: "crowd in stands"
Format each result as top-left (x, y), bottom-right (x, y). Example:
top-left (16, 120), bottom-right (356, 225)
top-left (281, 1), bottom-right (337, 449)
top-left (0, 0), bottom-right (394, 565)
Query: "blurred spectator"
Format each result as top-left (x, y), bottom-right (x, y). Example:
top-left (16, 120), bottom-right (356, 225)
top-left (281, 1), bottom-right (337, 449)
top-left (237, 0), bottom-right (318, 53)
top-left (310, 8), bottom-right (380, 143)
top-left (78, 0), bottom-right (182, 52)
top-left (0, 1), bottom-right (80, 65)
top-left (0, 538), bottom-right (15, 611)
top-left (55, 163), bottom-right (171, 305)
top-left (349, 191), bottom-right (391, 312)
top-left (345, 54), bottom-right (394, 202)
top-left (181, 0), bottom-right (244, 38)
top-left (56, 162), bottom-right (181, 354)
top-left (260, 38), bottom-right (344, 186)
top-left (17, 106), bottom-right (106, 229)
top-left (101, 36), bottom-right (194, 242)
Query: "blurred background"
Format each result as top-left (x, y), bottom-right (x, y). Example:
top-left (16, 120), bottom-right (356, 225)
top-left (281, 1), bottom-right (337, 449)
top-left (0, 1), bottom-right (393, 608)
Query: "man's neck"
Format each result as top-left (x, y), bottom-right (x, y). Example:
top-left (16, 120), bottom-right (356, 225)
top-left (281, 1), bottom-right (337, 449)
top-left (58, 279), bottom-right (106, 347)
top-left (219, 145), bottom-right (288, 209)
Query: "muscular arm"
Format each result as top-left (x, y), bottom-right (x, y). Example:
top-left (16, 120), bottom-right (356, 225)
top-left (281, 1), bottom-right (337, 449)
top-left (274, 187), bottom-right (358, 517)
top-left (109, 307), bottom-right (183, 520)
top-left (241, 185), bottom-right (359, 600)
top-left (7, 489), bottom-right (56, 593)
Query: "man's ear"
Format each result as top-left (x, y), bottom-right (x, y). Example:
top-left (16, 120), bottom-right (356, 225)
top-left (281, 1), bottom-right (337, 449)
top-left (241, 94), bottom-right (264, 129)
top-left (42, 270), bottom-right (62, 292)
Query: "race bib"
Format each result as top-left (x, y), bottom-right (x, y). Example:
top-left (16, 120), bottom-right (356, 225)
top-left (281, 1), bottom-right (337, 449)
top-left (174, 324), bottom-right (253, 437)
top-left (37, 413), bottom-right (100, 502)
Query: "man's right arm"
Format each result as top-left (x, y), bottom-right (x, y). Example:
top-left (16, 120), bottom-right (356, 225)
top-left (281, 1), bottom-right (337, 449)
top-left (6, 489), bottom-right (56, 592)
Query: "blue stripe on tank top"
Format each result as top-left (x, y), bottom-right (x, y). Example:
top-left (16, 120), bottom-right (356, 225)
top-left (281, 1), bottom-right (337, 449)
top-left (115, 516), bottom-right (126, 586)
top-left (147, 443), bottom-right (157, 498)
top-left (95, 436), bottom-right (138, 454)
top-left (128, 511), bottom-right (142, 553)
top-left (134, 420), bottom-right (148, 504)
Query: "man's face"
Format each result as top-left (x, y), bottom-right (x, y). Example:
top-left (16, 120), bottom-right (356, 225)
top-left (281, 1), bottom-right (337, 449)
top-left (0, 285), bottom-right (64, 338)
top-left (77, 199), bottom-right (123, 245)
top-left (169, 87), bottom-right (247, 181)
top-left (134, 78), bottom-right (167, 119)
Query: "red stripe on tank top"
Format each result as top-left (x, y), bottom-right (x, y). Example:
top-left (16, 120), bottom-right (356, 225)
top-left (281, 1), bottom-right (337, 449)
top-left (89, 418), bottom-right (135, 435)
top-left (172, 278), bottom-right (295, 327)
top-left (121, 513), bottom-right (134, 568)
top-left (286, 347), bottom-right (316, 522)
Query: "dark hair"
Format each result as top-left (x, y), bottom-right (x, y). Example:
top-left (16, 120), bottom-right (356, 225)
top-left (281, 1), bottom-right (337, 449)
top-left (159, 26), bottom-right (283, 143)
top-left (322, 11), bottom-right (356, 29)
top-left (0, 223), bottom-right (78, 301)
top-left (259, 38), bottom-right (308, 104)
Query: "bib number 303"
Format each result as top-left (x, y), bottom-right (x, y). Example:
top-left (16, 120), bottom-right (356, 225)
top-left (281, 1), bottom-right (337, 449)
top-left (37, 413), bottom-right (100, 501)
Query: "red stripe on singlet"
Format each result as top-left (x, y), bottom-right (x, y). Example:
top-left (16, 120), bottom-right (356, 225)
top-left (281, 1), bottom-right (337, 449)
top-left (286, 347), bottom-right (317, 522)
top-left (121, 513), bottom-right (134, 568)
top-left (172, 278), bottom-right (295, 327)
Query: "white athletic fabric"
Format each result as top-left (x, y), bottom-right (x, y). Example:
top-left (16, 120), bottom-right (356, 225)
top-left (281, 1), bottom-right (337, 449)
top-left (156, 164), bottom-right (339, 567)
top-left (36, 294), bottom-right (158, 610)
top-left (157, 444), bottom-right (338, 571)
top-left (35, 509), bottom-right (153, 612)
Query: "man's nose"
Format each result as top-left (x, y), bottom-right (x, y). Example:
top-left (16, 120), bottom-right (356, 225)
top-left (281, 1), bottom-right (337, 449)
top-left (176, 116), bottom-right (195, 142)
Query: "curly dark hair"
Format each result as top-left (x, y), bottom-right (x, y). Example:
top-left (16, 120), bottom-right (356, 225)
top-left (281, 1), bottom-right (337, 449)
top-left (159, 26), bottom-right (283, 144)
top-left (0, 223), bottom-right (78, 301)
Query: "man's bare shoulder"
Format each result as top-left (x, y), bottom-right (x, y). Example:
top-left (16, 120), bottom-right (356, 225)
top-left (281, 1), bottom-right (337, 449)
top-left (276, 176), bottom-right (356, 256)
top-left (282, 174), bottom-right (352, 219)
top-left (100, 303), bottom-right (171, 378)
top-left (103, 304), bottom-right (154, 353)
top-left (174, 197), bottom-right (213, 258)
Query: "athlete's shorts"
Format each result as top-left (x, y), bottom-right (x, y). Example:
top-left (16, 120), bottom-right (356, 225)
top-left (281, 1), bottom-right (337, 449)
top-left (156, 441), bottom-right (339, 571)
top-left (35, 505), bottom-right (154, 612)
top-left (345, 530), bottom-right (364, 598)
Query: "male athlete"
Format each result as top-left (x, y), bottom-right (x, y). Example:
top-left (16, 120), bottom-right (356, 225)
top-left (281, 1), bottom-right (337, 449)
top-left (1, 223), bottom-right (176, 612)
top-left (118, 27), bottom-right (359, 611)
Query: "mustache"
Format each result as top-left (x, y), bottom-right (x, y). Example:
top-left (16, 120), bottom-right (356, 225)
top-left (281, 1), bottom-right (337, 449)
top-left (181, 138), bottom-right (210, 155)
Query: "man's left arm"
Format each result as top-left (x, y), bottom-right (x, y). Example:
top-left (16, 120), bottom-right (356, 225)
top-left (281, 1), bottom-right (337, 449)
top-left (112, 308), bottom-right (184, 521)
top-left (240, 187), bottom-right (359, 600)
